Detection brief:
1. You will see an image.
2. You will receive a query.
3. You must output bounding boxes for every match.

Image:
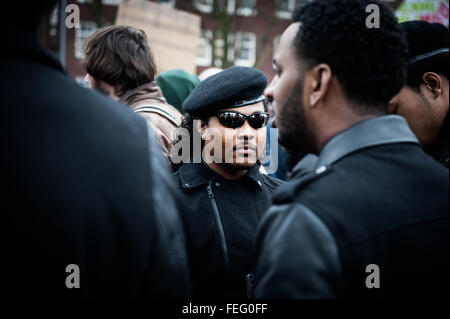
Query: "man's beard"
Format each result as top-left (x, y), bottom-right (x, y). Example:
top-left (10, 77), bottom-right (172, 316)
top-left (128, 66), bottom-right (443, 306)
top-left (277, 77), bottom-right (316, 155)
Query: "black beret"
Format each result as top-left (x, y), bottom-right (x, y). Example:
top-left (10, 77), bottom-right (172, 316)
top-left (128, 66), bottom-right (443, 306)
top-left (182, 66), bottom-right (267, 115)
top-left (400, 21), bottom-right (449, 64)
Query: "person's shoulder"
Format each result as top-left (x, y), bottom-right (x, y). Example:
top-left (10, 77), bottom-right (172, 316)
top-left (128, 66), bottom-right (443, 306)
top-left (270, 166), bottom-right (335, 206)
top-left (80, 85), bottom-right (145, 124)
top-left (132, 99), bottom-right (182, 125)
top-left (68, 81), bottom-right (152, 141)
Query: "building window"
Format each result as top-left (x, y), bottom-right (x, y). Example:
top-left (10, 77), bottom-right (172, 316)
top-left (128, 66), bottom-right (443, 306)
top-left (102, 0), bottom-right (120, 5)
top-left (212, 31), bottom-right (235, 67)
top-left (153, 0), bottom-right (176, 7)
top-left (197, 30), bottom-right (213, 67)
top-left (235, 0), bottom-right (257, 16)
top-left (214, 34), bottom-right (226, 67)
top-left (49, 7), bottom-right (59, 37)
top-left (234, 32), bottom-right (256, 67)
top-left (275, 0), bottom-right (297, 19)
top-left (192, 0), bottom-right (213, 13)
top-left (193, 0), bottom-right (256, 16)
top-left (74, 21), bottom-right (97, 60)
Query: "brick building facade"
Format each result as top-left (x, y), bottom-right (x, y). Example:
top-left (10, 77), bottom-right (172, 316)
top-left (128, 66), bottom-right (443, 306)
top-left (40, 0), bottom-right (405, 83)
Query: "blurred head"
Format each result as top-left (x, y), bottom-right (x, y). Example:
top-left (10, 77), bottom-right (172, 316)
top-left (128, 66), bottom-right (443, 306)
top-left (388, 21), bottom-right (449, 149)
top-left (266, 0), bottom-right (408, 154)
top-left (4, 0), bottom-right (59, 31)
top-left (156, 69), bottom-right (200, 113)
top-left (83, 25), bottom-right (157, 99)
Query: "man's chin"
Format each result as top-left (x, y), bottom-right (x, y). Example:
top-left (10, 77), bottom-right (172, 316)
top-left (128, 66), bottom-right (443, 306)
top-left (225, 161), bottom-right (256, 170)
top-left (278, 131), bottom-right (298, 153)
top-left (279, 135), bottom-right (316, 156)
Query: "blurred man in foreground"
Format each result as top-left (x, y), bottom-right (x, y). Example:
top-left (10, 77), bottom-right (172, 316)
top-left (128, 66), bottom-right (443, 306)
top-left (2, 0), bottom-right (190, 298)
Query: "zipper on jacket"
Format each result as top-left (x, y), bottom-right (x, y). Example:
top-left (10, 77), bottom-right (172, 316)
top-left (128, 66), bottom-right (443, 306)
top-left (206, 181), bottom-right (231, 281)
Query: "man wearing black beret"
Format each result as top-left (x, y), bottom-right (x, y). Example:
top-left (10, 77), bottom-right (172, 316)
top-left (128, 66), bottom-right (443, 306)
top-left (171, 66), bottom-right (284, 298)
top-left (388, 20), bottom-right (449, 168)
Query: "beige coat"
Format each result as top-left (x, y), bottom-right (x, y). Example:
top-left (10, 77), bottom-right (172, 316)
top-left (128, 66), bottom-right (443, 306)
top-left (120, 82), bottom-right (182, 160)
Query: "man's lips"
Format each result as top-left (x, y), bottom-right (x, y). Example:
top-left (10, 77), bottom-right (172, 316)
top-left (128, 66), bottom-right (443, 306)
top-left (234, 144), bottom-right (257, 151)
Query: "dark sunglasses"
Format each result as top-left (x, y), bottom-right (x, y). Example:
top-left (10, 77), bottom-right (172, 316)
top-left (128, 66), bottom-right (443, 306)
top-left (215, 111), bottom-right (270, 129)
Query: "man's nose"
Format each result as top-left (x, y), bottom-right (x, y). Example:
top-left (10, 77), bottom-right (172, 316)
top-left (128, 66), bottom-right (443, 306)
top-left (264, 75), bottom-right (278, 116)
top-left (264, 75), bottom-right (278, 100)
top-left (237, 120), bottom-right (256, 140)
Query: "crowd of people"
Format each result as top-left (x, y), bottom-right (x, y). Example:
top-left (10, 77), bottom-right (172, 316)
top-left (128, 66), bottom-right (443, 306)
top-left (2, 0), bottom-right (448, 299)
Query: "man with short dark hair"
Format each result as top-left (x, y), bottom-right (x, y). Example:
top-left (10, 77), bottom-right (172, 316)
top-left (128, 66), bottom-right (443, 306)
top-left (172, 66), bottom-right (284, 298)
top-left (83, 25), bottom-right (182, 159)
top-left (253, 0), bottom-right (448, 298)
top-left (2, 1), bottom-right (190, 298)
top-left (388, 21), bottom-right (449, 167)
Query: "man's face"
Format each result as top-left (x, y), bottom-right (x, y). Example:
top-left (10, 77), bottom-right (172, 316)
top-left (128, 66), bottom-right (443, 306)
top-left (265, 75), bottom-right (278, 119)
top-left (388, 84), bottom-right (445, 147)
top-left (201, 102), bottom-right (267, 169)
top-left (265, 23), bottom-right (315, 154)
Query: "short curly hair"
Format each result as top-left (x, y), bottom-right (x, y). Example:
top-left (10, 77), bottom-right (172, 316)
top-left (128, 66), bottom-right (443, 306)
top-left (292, 0), bottom-right (408, 111)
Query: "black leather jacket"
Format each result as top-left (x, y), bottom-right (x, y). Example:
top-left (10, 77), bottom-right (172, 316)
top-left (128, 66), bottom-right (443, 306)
top-left (254, 116), bottom-right (449, 298)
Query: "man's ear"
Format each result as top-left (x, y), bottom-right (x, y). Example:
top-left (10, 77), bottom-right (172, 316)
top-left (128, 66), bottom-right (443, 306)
top-left (422, 72), bottom-right (443, 99)
top-left (308, 64), bottom-right (332, 107)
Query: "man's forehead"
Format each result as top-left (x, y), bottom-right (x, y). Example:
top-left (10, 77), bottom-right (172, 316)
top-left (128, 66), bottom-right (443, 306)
top-left (282, 22), bottom-right (301, 43)
top-left (274, 22), bottom-right (301, 63)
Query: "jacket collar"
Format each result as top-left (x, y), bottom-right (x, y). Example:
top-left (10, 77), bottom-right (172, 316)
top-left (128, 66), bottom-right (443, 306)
top-left (119, 82), bottom-right (167, 107)
top-left (179, 161), bottom-right (261, 189)
top-left (315, 115), bottom-right (420, 168)
top-left (290, 153), bottom-right (319, 179)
